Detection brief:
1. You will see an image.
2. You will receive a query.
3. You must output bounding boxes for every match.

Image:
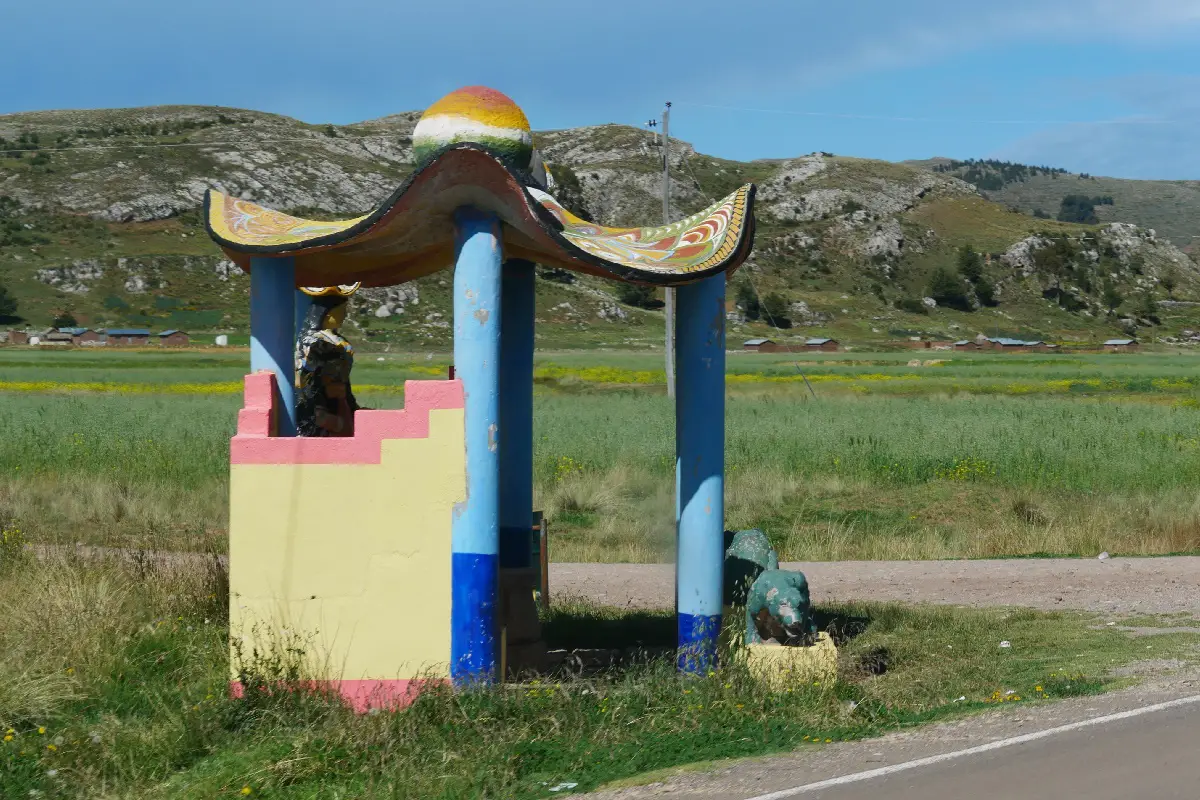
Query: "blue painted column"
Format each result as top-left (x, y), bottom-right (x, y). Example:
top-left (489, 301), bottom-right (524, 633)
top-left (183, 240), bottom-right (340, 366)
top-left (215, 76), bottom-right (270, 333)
top-left (499, 259), bottom-right (535, 569)
top-left (249, 256), bottom-right (297, 436)
top-left (674, 272), bottom-right (727, 673)
top-left (450, 207), bottom-right (503, 683)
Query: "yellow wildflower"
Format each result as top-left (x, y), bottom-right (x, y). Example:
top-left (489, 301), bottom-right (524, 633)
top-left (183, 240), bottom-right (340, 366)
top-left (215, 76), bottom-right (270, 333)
top-left (37, 727), bottom-right (46, 735)
top-left (241, 787), bottom-right (253, 795)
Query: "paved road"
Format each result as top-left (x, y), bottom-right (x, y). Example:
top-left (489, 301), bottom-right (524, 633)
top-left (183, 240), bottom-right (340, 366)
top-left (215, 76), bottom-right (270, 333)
top-left (585, 681), bottom-right (1200, 800)
top-left (746, 699), bottom-right (1200, 800)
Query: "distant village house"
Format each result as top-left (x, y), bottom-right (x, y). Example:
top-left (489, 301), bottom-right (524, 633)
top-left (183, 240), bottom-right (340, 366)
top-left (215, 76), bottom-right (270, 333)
top-left (1103, 338), bottom-right (1138, 352)
top-left (158, 330), bottom-right (189, 347)
top-left (59, 327), bottom-right (103, 346)
top-left (805, 338), bottom-right (839, 352)
top-left (104, 328), bottom-right (151, 346)
top-left (742, 338), bottom-right (781, 353)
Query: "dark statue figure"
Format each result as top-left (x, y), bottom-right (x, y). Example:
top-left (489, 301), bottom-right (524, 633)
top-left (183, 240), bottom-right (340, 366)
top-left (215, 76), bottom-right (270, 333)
top-left (723, 529), bottom-right (818, 647)
top-left (296, 284), bottom-right (361, 437)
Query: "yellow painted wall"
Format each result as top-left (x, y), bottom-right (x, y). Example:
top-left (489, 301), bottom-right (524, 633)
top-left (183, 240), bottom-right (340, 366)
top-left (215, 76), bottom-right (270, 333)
top-left (229, 407), bottom-right (465, 682)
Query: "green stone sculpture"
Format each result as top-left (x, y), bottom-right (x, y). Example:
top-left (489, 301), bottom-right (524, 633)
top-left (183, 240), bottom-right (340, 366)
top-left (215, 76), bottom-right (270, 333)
top-left (723, 529), bottom-right (779, 607)
top-left (745, 568), bottom-right (817, 646)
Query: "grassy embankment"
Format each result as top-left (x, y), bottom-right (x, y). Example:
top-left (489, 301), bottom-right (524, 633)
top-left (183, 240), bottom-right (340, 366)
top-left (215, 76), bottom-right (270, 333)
top-left (2, 547), bottom-right (1196, 798)
top-left (4, 348), bottom-right (1200, 559)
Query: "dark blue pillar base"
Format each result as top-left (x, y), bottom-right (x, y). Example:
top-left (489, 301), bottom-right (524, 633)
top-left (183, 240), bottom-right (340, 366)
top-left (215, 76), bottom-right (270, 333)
top-left (677, 613), bottom-right (722, 673)
top-left (450, 551), bottom-right (498, 683)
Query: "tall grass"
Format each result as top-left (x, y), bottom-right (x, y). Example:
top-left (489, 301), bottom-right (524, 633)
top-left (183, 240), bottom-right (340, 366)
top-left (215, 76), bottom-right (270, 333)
top-left (6, 350), bottom-right (1200, 557)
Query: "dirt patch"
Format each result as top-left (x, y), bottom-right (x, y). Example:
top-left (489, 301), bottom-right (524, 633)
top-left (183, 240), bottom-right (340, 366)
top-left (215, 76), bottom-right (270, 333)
top-left (552, 556), bottom-right (1200, 615)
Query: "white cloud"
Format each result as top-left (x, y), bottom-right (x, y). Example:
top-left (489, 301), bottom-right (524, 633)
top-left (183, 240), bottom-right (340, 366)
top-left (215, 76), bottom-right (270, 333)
top-left (770, 0), bottom-right (1200, 91)
top-left (991, 75), bottom-right (1200, 178)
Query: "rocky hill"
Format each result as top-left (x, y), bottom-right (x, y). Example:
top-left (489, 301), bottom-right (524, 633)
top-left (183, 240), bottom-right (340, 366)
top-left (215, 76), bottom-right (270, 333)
top-left (2, 105), bottom-right (1199, 347)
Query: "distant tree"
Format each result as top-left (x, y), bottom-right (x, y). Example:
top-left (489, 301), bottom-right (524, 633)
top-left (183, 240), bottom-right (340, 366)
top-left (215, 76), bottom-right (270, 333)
top-left (895, 296), bottom-right (929, 315)
top-left (52, 311), bottom-right (77, 328)
top-left (1101, 280), bottom-right (1123, 314)
top-left (1160, 267), bottom-right (1178, 300)
top-left (761, 292), bottom-right (791, 328)
top-left (1032, 238), bottom-right (1079, 299)
top-left (735, 281), bottom-right (761, 321)
top-left (927, 266), bottom-right (971, 311)
top-left (616, 282), bottom-right (656, 308)
top-left (323, 124), bottom-right (338, 137)
top-left (974, 277), bottom-right (998, 307)
top-left (537, 266), bottom-right (575, 284)
top-left (1032, 208), bottom-right (1051, 219)
top-left (957, 244), bottom-right (984, 282)
top-left (1135, 291), bottom-right (1160, 325)
top-left (0, 283), bottom-right (17, 319)
top-left (1057, 195), bottom-right (1099, 224)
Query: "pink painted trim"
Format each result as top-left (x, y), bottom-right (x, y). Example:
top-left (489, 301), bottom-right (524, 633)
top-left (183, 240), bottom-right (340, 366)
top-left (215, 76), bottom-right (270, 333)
top-left (229, 678), bottom-right (443, 713)
top-left (231, 373), bottom-right (464, 465)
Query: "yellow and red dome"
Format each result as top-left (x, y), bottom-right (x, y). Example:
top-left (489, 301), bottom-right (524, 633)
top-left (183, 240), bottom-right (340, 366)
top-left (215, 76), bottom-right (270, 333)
top-left (411, 86), bottom-right (533, 170)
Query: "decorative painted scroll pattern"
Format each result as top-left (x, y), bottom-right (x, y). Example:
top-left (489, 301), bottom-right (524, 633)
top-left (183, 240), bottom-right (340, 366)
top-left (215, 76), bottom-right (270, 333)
top-left (208, 181), bottom-right (751, 276)
top-left (208, 192), bottom-right (366, 248)
top-left (532, 185), bottom-right (751, 275)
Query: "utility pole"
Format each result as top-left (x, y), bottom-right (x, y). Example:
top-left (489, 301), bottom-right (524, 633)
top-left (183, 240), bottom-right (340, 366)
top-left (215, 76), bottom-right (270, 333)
top-left (662, 102), bottom-right (675, 398)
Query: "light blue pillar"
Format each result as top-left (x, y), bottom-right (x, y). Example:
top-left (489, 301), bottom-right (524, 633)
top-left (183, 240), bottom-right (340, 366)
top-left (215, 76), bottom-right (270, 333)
top-left (674, 271), bottom-right (727, 673)
top-left (450, 207), bottom-right (503, 683)
top-left (249, 256), bottom-right (297, 436)
top-left (499, 259), bottom-right (535, 569)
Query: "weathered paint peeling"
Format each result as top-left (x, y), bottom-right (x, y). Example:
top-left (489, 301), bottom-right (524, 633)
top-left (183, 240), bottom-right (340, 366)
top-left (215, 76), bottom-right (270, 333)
top-left (474, 308), bottom-right (490, 325)
top-left (487, 423), bottom-right (498, 452)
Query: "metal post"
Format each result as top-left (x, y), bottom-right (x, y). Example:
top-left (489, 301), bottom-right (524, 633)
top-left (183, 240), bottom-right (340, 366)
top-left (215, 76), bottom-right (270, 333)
top-left (662, 102), bottom-right (675, 399)
top-left (674, 271), bottom-right (726, 673)
top-left (450, 207), bottom-right (503, 683)
top-left (249, 256), bottom-right (297, 436)
top-left (499, 258), bottom-right (535, 569)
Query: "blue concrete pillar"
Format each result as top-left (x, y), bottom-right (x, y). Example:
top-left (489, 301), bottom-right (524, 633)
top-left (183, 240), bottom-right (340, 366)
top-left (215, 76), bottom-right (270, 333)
top-left (249, 256), bottom-right (297, 436)
top-left (674, 272), bottom-right (727, 673)
top-left (450, 207), bottom-right (503, 683)
top-left (499, 259), bottom-right (535, 569)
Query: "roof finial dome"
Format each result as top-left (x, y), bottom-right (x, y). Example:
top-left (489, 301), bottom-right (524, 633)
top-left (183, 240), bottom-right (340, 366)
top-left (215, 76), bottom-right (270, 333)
top-left (412, 86), bottom-right (533, 170)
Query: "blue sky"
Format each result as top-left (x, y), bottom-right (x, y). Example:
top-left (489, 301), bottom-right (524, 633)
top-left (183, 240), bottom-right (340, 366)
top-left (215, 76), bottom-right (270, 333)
top-left (6, 0), bottom-right (1200, 178)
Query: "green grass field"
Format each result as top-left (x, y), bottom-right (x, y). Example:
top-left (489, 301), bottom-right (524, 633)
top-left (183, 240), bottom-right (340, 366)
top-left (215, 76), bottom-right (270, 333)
top-left (3, 347), bottom-right (1200, 558)
top-left (5, 347), bottom-right (1200, 796)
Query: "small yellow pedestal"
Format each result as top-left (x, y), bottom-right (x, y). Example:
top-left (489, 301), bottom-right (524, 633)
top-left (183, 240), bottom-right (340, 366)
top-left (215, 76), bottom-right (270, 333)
top-left (742, 633), bottom-right (838, 690)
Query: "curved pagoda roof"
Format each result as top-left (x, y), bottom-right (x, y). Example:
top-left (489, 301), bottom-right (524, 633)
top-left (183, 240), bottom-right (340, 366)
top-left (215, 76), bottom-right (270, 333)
top-left (205, 86), bottom-right (756, 288)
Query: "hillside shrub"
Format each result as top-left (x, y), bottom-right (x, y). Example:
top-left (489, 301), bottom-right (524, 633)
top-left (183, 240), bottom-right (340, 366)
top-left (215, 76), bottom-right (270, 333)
top-left (617, 283), bottom-right (657, 308)
top-left (0, 283), bottom-right (17, 320)
top-left (895, 296), bottom-right (928, 315)
top-left (927, 267), bottom-right (971, 311)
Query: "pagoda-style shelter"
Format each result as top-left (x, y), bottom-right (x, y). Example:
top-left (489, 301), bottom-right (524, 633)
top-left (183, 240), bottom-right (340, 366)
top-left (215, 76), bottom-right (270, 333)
top-left (207, 86), bottom-right (756, 709)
